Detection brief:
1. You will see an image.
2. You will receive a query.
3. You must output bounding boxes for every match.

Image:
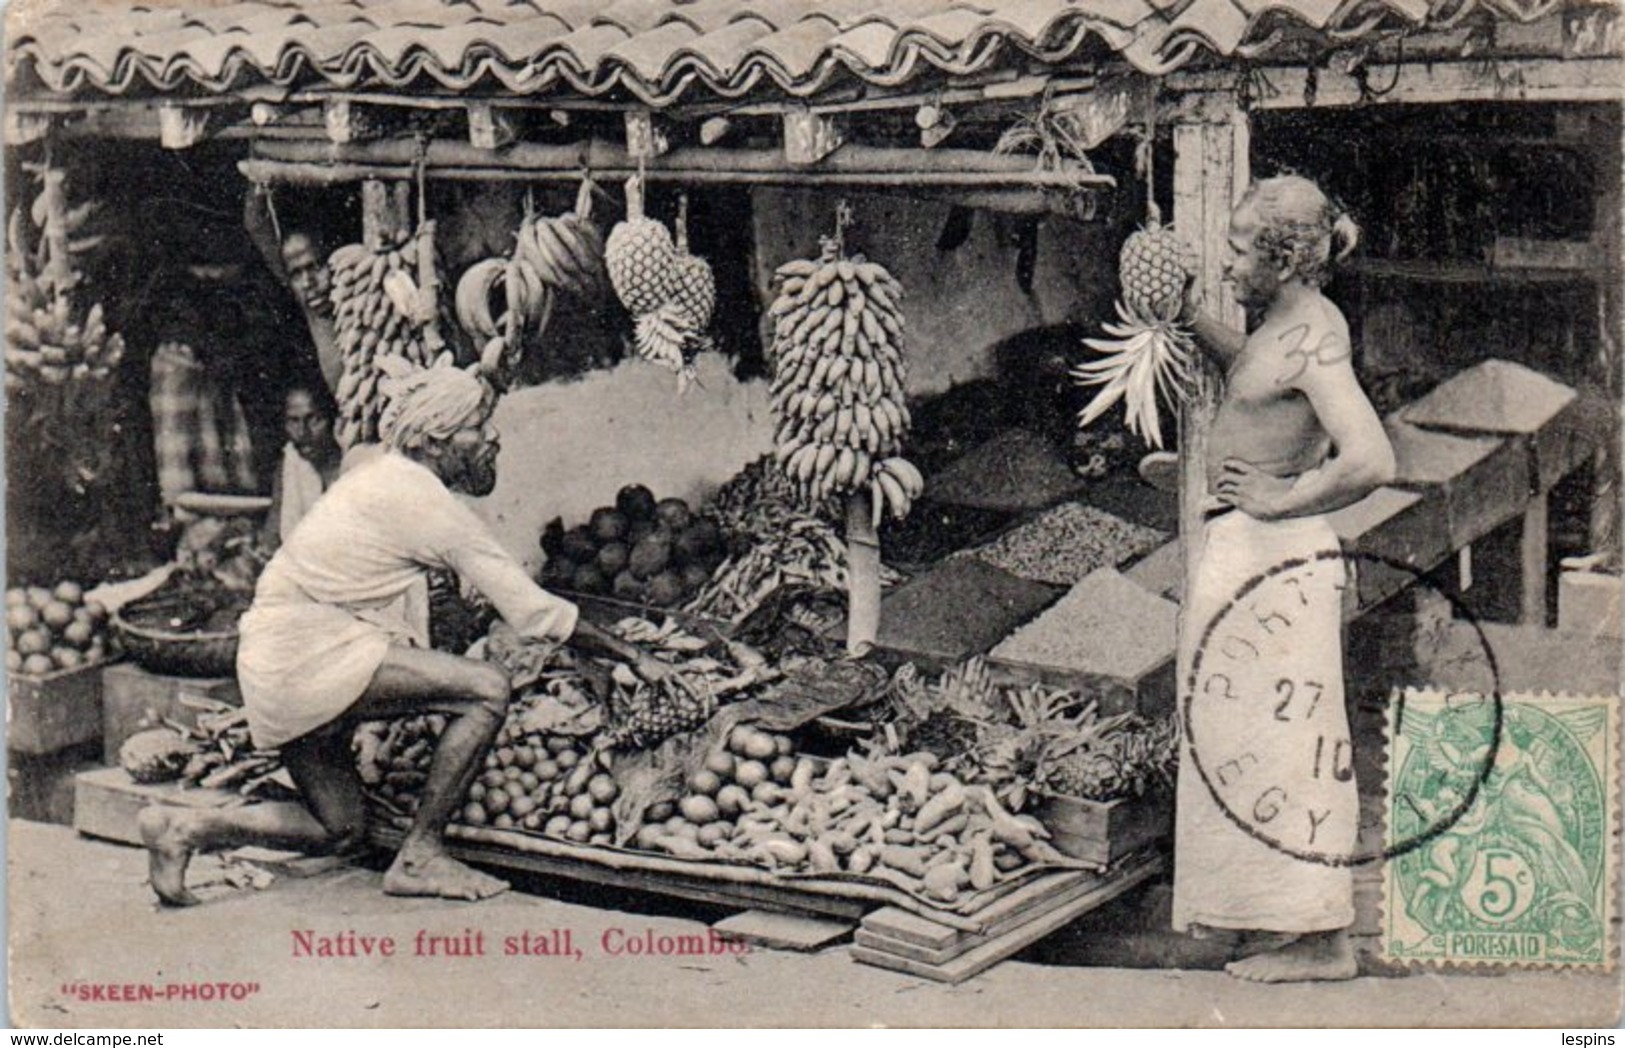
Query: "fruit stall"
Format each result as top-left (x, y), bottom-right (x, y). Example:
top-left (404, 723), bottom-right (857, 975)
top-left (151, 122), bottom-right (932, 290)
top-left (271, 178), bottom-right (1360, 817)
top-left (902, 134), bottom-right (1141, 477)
top-left (7, 0), bottom-right (1621, 983)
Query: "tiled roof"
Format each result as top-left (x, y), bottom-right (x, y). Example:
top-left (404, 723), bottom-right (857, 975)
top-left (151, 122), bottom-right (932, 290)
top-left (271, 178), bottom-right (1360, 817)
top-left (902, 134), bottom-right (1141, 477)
top-left (5, 0), bottom-right (1570, 103)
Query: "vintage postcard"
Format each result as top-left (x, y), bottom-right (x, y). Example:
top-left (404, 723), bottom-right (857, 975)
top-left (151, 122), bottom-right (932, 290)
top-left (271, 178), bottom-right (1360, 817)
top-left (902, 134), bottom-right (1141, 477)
top-left (4, 0), bottom-right (1622, 1030)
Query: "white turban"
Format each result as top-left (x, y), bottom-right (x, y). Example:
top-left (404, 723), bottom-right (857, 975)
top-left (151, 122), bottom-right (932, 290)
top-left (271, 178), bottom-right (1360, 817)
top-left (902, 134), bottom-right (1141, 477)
top-left (377, 362), bottom-right (495, 453)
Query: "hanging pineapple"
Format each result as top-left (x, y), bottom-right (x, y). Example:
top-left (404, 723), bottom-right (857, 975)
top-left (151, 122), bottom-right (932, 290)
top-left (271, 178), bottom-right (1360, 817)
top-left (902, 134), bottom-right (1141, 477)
top-left (632, 193), bottom-right (715, 390)
top-left (765, 203), bottom-right (923, 655)
top-left (605, 173), bottom-right (677, 315)
top-left (1073, 202), bottom-right (1196, 450)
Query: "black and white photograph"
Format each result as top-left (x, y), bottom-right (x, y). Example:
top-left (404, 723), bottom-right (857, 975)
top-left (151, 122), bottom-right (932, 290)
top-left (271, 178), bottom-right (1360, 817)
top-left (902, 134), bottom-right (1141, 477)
top-left (2, 0), bottom-right (1621, 1029)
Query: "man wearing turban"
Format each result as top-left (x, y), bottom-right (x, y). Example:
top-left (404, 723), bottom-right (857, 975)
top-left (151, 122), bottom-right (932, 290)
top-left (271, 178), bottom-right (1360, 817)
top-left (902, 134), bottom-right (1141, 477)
top-left (140, 363), bottom-right (671, 905)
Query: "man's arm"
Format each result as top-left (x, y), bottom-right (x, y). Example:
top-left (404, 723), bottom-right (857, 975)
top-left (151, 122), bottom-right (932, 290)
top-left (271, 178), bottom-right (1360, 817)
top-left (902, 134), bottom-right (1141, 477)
top-left (566, 619), bottom-right (672, 683)
top-left (243, 186), bottom-right (289, 287)
top-left (1182, 300), bottom-right (1248, 366)
top-left (1217, 328), bottom-right (1395, 520)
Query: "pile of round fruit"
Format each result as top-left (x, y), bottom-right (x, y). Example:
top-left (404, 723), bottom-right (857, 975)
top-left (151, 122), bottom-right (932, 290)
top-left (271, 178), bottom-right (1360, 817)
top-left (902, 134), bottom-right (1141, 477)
top-left (635, 724), bottom-right (800, 851)
top-left (6, 581), bottom-right (110, 676)
top-left (538, 484), bottom-right (727, 608)
top-left (462, 730), bottom-right (620, 845)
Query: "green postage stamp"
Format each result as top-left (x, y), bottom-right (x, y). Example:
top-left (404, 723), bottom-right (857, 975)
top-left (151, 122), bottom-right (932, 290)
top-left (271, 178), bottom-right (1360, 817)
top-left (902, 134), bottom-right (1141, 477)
top-left (1383, 688), bottom-right (1619, 969)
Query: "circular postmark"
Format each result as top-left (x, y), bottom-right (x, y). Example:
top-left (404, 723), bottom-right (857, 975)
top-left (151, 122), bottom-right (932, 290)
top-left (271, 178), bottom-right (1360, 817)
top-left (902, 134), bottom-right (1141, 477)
top-left (1183, 548), bottom-right (1503, 868)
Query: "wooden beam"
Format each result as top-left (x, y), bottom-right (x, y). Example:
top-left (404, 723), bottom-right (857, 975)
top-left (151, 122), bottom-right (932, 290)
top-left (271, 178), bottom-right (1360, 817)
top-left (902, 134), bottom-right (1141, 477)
top-left (360, 179), bottom-right (411, 252)
top-left (624, 110), bottom-right (669, 160)
top-left (158, 103), bottom-right (209, 149)
top-left (783, 108), bottom-right (844, 165)
top-left (324, 98), bottom-right (383, 145)
top-left (466, 101), bottom-right (517, 151)
top-left (4, 111), bottom-right (53, 146)
top-left (244, 138), bottom-right (1115, 189)
top-left (1172, 92), bottom-right (1250, 632)
top-left (250, 102), bottom-right (290, 127)
top-left (1165, 57), bottom-right (1623, 109)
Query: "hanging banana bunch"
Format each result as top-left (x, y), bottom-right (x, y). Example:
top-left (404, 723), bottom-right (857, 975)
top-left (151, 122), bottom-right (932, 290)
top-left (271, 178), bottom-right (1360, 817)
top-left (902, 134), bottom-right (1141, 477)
top-left (605, 175), bottom-right (714, 391)
top-left (514, 176), bottom-right (608, 302)
top-left (453, 191), bottom-right (568, 387)
top-left (5, 167), bottom-right (123, 391)
top-left (766, 227), bottom-right (922, 523)
top-left (328, 222), bottom-right (449, 450)
top-left (764, 204), bottom-right (923, 655)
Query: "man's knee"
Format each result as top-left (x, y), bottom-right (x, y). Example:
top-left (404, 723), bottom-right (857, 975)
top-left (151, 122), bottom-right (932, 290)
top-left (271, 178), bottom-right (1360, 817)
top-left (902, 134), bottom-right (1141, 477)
top-left (310, 810), bottom-right (368, 856)
top-left (467, 663), bottom-right (511, 710)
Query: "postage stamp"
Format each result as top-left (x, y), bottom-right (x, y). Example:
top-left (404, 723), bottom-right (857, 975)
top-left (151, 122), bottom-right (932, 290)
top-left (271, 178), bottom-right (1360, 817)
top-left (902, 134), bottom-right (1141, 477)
top-left (1382, 688), bottom-right (1619, 970)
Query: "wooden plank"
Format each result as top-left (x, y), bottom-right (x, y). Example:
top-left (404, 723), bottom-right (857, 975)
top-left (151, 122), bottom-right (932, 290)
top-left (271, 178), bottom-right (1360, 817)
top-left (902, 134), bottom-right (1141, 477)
top-left (1328, 486), bottom-right (1453, 611)
top-left (73, 768), bottom-right (241, 847)
top-left (861, 869), bottom-right (1120, 962)
top-left (371, 827), bottom-right (871, 922)
top-left (712, 911), bottom-right (854, 952)
top-left (360, 178), bottom-right (411, 252)
top-left (850, 854), bottom-right (1162, 984)
top-left (1520, 492), bottom-right (1551, 627)
top-left (1172, 93), bottom-right (1249, 746)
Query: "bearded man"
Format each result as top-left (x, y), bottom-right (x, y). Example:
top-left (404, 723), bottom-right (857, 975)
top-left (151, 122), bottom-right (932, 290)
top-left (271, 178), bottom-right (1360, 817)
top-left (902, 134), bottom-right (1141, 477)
top-left (140, 364), bottom-right (671, 905)
top-left (1173, 175), bottom-right (1396, 982)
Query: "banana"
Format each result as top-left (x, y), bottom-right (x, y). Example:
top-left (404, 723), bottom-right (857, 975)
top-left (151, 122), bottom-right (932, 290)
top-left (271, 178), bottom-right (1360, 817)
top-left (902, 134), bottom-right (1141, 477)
top-left (872, 480), bottom-right (885, 531)
top-left (854, 401), bottom-right (872, 439)
top-left (833, 447), bottom-right (856, 488)
top-left (814, 412), bottom-right (837, 442)
top-left (883, 458), bottom-right (925, 500)
top-left (456, 259), bottom-right (507, 340)
top-left (827, 356), bottom-right (849, 385)
top-left (834, 407), bottom-right (853, 445)
top-left (836, 260), bottom-right (855, 283)
top-left (792, 443), bottom-right (819, 484)
top-left (776, 259), bottom-right (817, 280)
top-left (814, 442), bottom-right (837, 479)
top-left (807, 262), bottom-right (840, 294)
top-left (825, 280), bottom-right (844, 308)
top-left (809, 354), bottom-right (833, 390)
top-left (816, 392), bottom-right (836, 416)
top-left (875, 469), bottom-right (909, 521)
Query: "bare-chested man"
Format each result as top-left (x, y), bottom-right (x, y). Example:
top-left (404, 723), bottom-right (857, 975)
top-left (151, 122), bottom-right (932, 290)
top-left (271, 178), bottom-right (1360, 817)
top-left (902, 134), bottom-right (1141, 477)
top-left (140, 364), bottom-right (672, 904)
top-left (1173, 175), bottom-right (1396, 982)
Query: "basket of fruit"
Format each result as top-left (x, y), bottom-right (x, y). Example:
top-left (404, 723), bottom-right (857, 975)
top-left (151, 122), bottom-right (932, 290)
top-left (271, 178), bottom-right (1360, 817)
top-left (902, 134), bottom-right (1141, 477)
top-left (112, 589), bottom-right (246, 679)
top-left (6, 581), bottom-right (116, 754)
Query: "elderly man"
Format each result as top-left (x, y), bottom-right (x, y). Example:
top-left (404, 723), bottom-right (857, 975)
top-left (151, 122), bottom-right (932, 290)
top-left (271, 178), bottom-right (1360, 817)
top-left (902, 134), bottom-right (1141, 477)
top-left (1174, 175), bottom-right (1396, 982)
top-left (140, 364), bottom-right (671, 904)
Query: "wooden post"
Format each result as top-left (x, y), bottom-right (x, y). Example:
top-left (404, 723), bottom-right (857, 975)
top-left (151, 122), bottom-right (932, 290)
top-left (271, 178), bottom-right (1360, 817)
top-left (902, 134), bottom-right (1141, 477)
top-left (1521, 493), bottom-right (1551, 626)
top-left (361, 179), bottom-right (410, 252)
top-left (1170, 90), bottom-right (1249, 651)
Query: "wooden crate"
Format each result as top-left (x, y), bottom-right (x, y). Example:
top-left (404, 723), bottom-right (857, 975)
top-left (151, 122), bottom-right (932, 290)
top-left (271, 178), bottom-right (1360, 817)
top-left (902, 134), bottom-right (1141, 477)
top-left (73, 766), bottom-right (242, 846)
top-left (100, 663), bottom-right (240, 766)
top-left (1329, 487), bottom-right (1453, 612)
top-left (1030, 791), bottom-right (1172, 868)
top-left (1385, 419), bottom-right (1530, 550)
top-left (8, 660), bottom-right (110, 756)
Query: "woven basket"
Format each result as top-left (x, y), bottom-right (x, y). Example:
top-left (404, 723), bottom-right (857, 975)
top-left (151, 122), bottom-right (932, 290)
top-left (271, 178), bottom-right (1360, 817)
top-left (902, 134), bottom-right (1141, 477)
top-left (112, 594), bottom-right (241, 678)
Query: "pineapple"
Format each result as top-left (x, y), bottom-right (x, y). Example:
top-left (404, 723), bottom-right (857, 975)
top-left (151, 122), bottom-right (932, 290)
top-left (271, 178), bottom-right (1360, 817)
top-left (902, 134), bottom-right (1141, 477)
top-left (603, 677), bottom-right (715, 750)
top-left (669, 252), bottom-right (716, 330)
top-left (119, 729), bottom-right (197, 785)
top-left (1074, 207), bottom-right (1197, 450)
top-left (1045, 748), bottom-right (1122, 801)
top-left (605, 174), bottom-right (677, 316)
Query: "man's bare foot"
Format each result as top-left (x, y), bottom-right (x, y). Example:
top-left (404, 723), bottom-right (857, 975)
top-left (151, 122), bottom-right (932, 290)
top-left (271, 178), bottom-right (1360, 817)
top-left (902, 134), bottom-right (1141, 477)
top-left (383, 853), bottom-right (509, 901)
top-left (138, 807), bottom-right (201, 907)
top-left (1224, 930), bottom-right (1357, 983)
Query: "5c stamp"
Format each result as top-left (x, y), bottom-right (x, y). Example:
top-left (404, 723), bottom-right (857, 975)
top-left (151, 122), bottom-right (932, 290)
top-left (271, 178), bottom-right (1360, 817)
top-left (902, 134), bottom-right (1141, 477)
top-left (1383, 689), bottom-right (1618, 969)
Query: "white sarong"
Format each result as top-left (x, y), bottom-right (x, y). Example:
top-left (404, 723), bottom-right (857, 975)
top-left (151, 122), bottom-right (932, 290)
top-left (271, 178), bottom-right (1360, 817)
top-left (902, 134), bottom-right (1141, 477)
top-left (1172, 508), bottom-right (1357, 934)
top-left (238, 452), bottom-right (578, 749)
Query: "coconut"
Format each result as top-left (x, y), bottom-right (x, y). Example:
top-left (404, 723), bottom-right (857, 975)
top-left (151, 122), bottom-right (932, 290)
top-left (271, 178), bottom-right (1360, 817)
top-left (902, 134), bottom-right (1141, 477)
top-left (590, 508), bottom-right (629, 545)
top-left (655, 498), bottom-right (692, 532)
top-left (616, 484), bottom-right (659, 523)
top-left (681, 563), bottom-right (711, 592)
top-left (571, 564), bottom-right (608, 595)
top-left (596, 542), bottom-right (629, 577)
top-left (646, 571), bottom-right (685, 607)
top-left (612, 570), bottom-right (649, 602)
top-left (561, 527), bottom-right (598, 564)
top-left (628, 535), bottom-right (672, 580)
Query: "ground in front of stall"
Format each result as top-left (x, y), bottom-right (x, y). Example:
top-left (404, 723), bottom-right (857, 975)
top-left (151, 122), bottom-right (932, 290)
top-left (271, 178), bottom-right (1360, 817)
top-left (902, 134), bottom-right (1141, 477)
top-left (8, 821), bottom-right (1620, 1028)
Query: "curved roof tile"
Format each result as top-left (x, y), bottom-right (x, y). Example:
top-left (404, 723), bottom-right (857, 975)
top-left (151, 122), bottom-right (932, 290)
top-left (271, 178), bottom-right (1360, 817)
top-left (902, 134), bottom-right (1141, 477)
top-left (5, 0), bottom-right (1580, 102)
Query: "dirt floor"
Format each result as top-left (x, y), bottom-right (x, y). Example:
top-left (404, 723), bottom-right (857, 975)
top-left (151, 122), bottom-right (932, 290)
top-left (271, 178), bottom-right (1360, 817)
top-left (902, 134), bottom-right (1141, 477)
top-left (7, 821), bottom-right (1621, 1029)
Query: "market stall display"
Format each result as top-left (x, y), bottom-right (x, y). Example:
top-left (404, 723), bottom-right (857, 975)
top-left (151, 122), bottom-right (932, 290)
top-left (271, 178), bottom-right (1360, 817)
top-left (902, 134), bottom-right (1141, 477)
top-left (607, 176), bottom-right (715, 388)
top-left (951, 502), bottom-right (1167, 587)
top-left (538, 485), bottom-right (726, 608)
